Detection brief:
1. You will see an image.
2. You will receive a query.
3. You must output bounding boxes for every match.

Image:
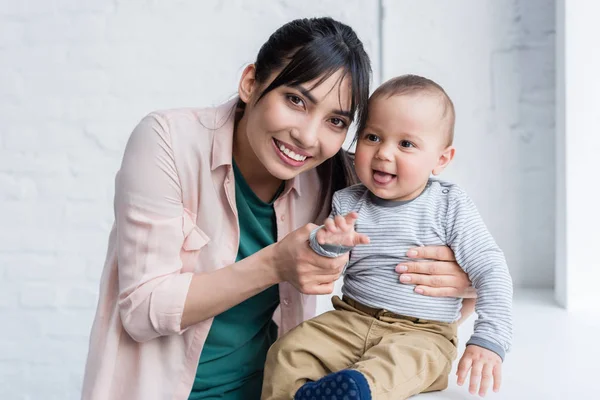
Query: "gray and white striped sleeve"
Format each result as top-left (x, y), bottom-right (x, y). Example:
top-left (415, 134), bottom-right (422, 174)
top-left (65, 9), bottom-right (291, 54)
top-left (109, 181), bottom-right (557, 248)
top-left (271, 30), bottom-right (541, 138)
top-left (446, 190), bottom-right (513, 360)
top-left (309, 190), bottom-right (354, 258)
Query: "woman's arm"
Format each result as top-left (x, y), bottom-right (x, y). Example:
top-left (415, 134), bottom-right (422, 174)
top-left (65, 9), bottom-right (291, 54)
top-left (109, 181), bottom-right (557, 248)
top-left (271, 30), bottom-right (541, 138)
top-left (181, 246), bottom-right (278, 329)
top-left (182, 225), bottom-right (347, 329)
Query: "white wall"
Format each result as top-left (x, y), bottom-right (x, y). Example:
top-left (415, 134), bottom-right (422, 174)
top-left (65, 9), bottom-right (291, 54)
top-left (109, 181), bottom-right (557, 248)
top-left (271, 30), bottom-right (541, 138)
top-left (0, 1), bottom-right (379, 398)
top-left (382, 0), bottom-right (556, 288)
top-left (0, 1), bottom-right (557, 398)
top-left (555, 0), bottom-right (600, 311)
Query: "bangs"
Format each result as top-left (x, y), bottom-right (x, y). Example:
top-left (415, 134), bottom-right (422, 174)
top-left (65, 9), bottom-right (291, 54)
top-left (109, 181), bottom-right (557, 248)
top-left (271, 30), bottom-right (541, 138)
top-left (257, 35), bottom-right (370, 129)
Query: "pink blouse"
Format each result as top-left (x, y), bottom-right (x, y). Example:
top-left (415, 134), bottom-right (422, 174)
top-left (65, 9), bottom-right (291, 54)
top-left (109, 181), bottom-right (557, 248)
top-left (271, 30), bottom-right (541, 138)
top-left (81, 99), bottom-right (326, 400)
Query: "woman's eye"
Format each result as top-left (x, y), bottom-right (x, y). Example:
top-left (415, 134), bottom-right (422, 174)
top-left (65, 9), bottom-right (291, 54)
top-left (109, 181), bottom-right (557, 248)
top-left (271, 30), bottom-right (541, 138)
top-left (330, 118), bottom-right (347, 128)
top-left (287, 95), bottom-right (305, 107)
top-left (400, 140), bottom-right (415, 148)
top-left (365, 134), bottom-right (380, 143)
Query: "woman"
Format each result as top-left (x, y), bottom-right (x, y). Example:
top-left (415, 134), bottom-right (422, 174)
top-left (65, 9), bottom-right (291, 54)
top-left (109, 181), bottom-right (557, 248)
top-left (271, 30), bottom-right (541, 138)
top-left (81, 17), bottom-right (474, 400)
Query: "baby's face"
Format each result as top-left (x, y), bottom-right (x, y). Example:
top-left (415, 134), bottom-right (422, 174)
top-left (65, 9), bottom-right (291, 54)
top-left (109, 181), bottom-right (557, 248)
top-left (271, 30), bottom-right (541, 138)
top-left (354, 93), bottom-right (451, 201)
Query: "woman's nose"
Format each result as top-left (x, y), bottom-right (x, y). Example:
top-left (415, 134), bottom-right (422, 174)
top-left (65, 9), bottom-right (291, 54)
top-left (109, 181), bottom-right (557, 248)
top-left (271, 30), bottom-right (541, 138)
top-left (290, 121), bottom-right (319, 149)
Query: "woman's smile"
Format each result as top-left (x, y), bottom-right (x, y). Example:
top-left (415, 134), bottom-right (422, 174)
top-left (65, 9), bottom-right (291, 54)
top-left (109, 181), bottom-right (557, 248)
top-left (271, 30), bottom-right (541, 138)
top-left (272, 138), bottom-right (312, 167)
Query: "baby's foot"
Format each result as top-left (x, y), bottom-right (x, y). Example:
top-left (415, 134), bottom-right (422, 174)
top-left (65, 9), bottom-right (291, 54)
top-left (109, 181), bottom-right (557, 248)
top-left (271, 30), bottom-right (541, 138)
top-left (294, 369), bottom-right (371, 400)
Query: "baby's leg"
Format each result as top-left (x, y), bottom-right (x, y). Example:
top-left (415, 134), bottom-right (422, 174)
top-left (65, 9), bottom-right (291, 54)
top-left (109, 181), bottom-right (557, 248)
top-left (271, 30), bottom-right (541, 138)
top-left (261, 308), bottom-right (372, 400)
top-left (352, 328), bottom-right (457, 400)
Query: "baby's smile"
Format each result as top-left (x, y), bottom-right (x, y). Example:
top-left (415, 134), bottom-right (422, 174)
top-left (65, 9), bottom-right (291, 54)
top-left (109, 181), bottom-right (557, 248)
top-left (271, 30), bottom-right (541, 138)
top-left (372, 169), bottom-right (397, 186)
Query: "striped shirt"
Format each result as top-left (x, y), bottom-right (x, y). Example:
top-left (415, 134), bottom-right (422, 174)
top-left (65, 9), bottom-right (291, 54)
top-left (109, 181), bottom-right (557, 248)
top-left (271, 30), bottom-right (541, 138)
top-left (309, 180), bottom-right (513, 360)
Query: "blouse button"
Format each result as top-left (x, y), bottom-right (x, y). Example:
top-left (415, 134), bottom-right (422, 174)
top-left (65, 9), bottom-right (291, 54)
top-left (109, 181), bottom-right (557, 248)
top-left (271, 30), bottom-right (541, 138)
top-left (280, 215), bottom-right (285, 222)
top-left (282, 298), bottom-right (290, 306)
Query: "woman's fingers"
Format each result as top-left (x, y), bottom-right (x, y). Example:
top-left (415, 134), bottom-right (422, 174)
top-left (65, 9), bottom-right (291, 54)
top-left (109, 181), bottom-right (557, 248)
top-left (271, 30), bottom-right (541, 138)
top-left (406, 245), bottom-right (456, 261)
top-left (304, 223), bottom-right (319, 233)
top-left (309, 281), bottom-right (335, 295)
top-left (395, 261), bottom-right (455, 275)
top-left (412, 286), bottom-right (458, 297)
top-left (315, 273), bottom-right (342, 283)
top-left (312, 252), bottom-right (348, 274)
top-left (399, 273), bottom-right (457, 287)
top-left (395, 259), bottom-right (473, 298)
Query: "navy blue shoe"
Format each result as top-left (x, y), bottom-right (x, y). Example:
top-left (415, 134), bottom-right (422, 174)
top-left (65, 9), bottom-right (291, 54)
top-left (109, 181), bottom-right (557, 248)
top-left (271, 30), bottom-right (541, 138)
top-left (294, 369), bottom-right (372, 400)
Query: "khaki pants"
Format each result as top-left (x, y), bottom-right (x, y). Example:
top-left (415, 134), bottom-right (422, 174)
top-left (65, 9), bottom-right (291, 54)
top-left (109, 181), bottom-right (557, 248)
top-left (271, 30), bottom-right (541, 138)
top-left (262, 296), bottom-right (458, 400)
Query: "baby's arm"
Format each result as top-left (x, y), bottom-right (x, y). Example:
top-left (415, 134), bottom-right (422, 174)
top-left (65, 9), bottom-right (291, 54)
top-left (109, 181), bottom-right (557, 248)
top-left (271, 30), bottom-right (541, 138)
top-left (446, 190), bottom-right (513, 358)
top-left (308, 192), bottom-right (369, 258)
top-left (445, 189), bottom-right (513, 395)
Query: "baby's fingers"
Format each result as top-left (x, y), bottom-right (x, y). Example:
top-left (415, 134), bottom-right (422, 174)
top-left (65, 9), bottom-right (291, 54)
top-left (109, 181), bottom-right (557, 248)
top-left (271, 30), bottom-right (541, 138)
top-left (479, 363), bottom-right (494, 397)
top-left (493, 365), bottom-right (502, 393)
top-left (334, 215), bottom-right (349, 231)
top-left (354, 233), bottom-right (370, 245)
top-left (469, 360), bottom-right (484, 395)
top-left (315, 229), bottom-right (329, 245)
top-left (456, 355), bottom-right (472, 386)
top-left (324, 218), bottom-right (339, 233)
top-left (343, 211), bottom-right (359, 226)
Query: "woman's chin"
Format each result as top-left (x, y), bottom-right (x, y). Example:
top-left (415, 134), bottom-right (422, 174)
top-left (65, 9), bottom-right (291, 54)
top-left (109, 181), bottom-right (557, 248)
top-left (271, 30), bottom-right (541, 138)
top-left (267, 158), bottom-right (313, 180)
top-left (270, 166), bottom-right (303, 181)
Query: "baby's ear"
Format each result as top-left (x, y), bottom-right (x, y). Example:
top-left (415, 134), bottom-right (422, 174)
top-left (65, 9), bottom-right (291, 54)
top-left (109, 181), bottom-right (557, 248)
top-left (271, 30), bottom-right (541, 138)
top-left (432, 146), bottom-right (455, 176)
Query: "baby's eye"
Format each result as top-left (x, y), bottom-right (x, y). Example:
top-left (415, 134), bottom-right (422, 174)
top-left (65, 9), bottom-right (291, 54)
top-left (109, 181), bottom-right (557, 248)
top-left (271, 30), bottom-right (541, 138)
top-left (400, 140), bottom-right (415, 148)
top-left (365, 134), bottom-right (380, 143)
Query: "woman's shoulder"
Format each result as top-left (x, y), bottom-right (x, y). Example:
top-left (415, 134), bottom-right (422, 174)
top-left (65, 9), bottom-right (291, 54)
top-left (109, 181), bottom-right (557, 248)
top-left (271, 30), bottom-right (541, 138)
top-left (125, 99), bottom-right (237, 200)
top-left (144, 99), bottom-right (236, 150)
top-left (133, 99), bottom-right (236, 166)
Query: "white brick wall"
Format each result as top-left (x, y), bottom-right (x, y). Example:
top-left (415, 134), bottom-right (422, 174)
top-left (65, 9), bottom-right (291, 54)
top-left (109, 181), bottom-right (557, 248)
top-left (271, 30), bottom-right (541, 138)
top-left (0, 1), bottom-right (379, 398)
top-left (0, 1), bottom-right (554, 398)
top-left (383, 0), bottom-right (555, 288)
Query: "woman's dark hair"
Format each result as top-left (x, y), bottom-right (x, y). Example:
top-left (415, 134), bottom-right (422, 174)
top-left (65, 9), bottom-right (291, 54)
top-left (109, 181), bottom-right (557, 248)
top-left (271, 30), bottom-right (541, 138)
top-left (236, 17), bottom-right (371, 219)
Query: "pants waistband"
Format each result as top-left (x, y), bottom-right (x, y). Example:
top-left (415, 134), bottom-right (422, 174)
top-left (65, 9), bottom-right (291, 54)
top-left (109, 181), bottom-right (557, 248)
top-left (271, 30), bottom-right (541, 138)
top-left (341, 295), bottom-right (426, 322)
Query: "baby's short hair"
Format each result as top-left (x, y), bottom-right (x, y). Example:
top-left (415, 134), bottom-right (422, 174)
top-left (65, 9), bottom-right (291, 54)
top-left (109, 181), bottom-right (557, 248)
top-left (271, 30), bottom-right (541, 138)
top-left (365, 74), bottom-right (456, 146)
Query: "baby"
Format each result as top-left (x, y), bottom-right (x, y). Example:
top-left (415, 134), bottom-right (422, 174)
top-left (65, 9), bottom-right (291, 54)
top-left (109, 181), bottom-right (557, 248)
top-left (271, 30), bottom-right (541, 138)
top-left (261, 75), bottom-right (513, 400)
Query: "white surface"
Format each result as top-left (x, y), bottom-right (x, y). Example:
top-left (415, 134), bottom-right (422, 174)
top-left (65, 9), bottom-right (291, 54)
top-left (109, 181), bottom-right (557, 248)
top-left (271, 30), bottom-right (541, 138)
top-left (381, 0), bottom-right (556, 288)
top-left (418, 289), bottom-right (599, 400)
top-left (554, 1), bottom-right (600, 311)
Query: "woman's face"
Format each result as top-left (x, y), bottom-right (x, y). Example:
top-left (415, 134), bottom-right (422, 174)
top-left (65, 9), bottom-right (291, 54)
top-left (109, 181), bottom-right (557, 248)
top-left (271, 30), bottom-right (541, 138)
top-left (238, 66), bottom-right (353, 181)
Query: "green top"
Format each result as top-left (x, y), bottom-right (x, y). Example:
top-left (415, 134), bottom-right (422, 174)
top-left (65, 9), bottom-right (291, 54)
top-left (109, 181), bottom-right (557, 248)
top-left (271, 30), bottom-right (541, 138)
top-left (188, 161), bottom-right (283, 399)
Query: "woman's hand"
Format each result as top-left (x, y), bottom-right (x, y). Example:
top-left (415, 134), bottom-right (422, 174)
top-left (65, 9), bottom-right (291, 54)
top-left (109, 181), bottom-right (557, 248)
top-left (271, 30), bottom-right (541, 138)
top-left (394, 245), bottom-right (476, 298)
top-left (271, 223), bottom-right (348, 295)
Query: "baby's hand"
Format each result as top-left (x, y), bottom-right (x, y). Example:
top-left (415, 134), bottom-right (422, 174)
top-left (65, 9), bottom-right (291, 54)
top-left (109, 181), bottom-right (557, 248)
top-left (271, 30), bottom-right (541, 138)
top-left (316, 212), bottom-right (370, 248)
top-left (457, 345), bottom-right (502, 397)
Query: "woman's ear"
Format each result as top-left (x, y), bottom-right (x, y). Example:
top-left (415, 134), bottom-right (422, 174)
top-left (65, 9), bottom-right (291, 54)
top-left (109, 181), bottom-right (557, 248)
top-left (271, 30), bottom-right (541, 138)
top-left (432, 146), bottom-right (455, 176)
top-left (238, 64), bottom-right (257, 104)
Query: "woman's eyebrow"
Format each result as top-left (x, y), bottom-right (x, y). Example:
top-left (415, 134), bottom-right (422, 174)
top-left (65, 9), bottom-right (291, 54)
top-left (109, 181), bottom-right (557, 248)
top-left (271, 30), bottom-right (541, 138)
top-left (295, 85), bottom-right (318, 104)
top-left (294, 85), bottom-right (352, 118)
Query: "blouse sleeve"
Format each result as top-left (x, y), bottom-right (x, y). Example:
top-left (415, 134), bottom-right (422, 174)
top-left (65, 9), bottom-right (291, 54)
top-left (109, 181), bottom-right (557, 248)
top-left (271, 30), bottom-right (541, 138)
top-left (114, 113), bottom-right (196, 342)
